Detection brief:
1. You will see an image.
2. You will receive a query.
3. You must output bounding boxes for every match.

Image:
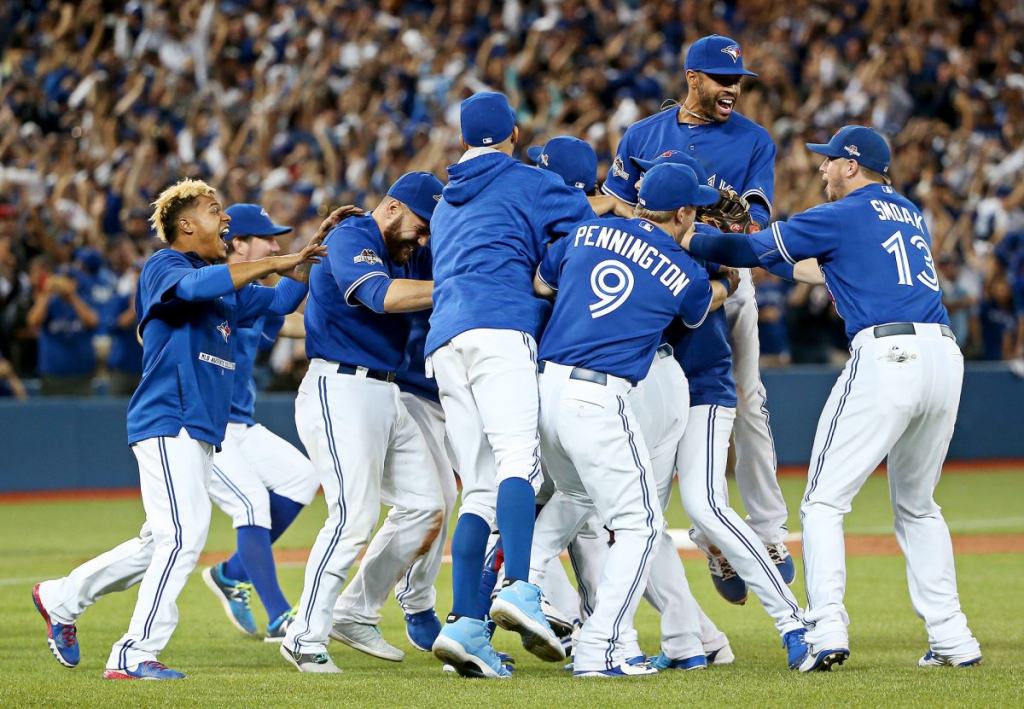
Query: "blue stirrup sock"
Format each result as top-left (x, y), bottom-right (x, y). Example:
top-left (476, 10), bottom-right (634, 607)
top-left (496, 477), bottom-right (536, 583)
top-left (449, 513), bottom-right (492, 619)
top-left (231, 525), bottom-right (291, 622)
top-left (267, 491), bottom-right (305, 544)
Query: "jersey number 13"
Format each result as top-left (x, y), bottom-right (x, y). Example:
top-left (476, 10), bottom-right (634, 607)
top-left (881, 230), bottom-right (940, 292)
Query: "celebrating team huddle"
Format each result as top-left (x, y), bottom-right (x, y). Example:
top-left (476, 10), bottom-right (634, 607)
top-left (31, 35), bottom-right (981, 681)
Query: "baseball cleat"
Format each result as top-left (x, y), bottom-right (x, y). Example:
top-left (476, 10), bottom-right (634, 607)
top-left (102, 661), bottom-right (185, 680)
top-left (574, 661), bottom-right (658, 678)
top-left (918, 650), bottom-right (982, 667)
top-left (649, 651), bottom-right (708, 670)
top-left (766, 542), bottom-right (796, 586)
top-left (405, 608), bottom-right (443, 652)
top-left (432, 617), bottom-right (512, 678)
top-left (540, 597), bottom-right (575, 639)
top-left (264, 605), bottom-right (297, 643)
top-left (783, 628), bottom-right (809, 670)
top-left (705, 644), bottom-right (735, 665)
top-left (799, 646), bottom-right (849, 673)
top-left (32, 583), bottom-right (80, 668)
top-left (442, 652), bottom-right (514, 674)
top-left (280, 644), bottom-right (343, 674)
top-left (201, 563), bottom-right (257, 635)
top-left (489, 580), bottom-right (565, 662)
top-left (329, 619), bottom-right (404, 662)
top-left (706, 547), bottom-right (748, 604)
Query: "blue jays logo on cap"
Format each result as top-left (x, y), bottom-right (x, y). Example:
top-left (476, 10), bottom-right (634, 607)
top-left (216, 321), bottom-right (231, 343)
top-left (721, 45), bottom-right (742, 63)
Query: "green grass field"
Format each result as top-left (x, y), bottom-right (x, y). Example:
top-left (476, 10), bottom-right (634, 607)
top-left (2, 469), bottom-right (1022, 708)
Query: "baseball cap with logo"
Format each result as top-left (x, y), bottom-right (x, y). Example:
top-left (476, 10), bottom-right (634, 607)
top-left (685, 34), bottom-right (758, 77)
top-left (638, 163), bottom-right (720, 212)
top-left (630, 151), bottom-right (711, 186)
top-left (387, 171), bottom-right (445, 222)
top-left (805, 125), bottom-right (891, 176)
top-left (224, 204), bottom-right (292, 240)
top-left (460, 91), bottom-right (516, 148)
top-left (526, 136), bottom-right (598, 192)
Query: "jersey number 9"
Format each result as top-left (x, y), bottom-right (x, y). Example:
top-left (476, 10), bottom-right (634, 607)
top-left (589, 260), bottom-right (635, 318)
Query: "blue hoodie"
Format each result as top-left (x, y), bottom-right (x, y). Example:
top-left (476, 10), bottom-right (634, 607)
top-left (426, 151), bottom-right (594, 355)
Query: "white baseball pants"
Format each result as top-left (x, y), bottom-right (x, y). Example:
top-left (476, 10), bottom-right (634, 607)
top-left (428, 329), bottom-right (543, 528)
top-left (388, 392), bottom-right (459, 616)
top-left (35, 429), bottom-right (214, 670)
top-left (285, 361), bottom-right (444, 652)
top-left (725, 281), bottom-right (789, 545)
top-left (538, 362), bottom-right (662, 672)
top-left (209, 422), bottom-right (319, 529)
top-left (801, 325), bottom-right (980, 657)
top-left (678, 405), bottom-right (805, 638)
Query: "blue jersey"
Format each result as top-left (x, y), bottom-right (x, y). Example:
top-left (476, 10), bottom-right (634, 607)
top-left (753, 183), bottom-right (950, 341)
top-left (305, 213), bottom-right (418, 371)
top-left (667, 308), bottom-right (736, 407)
top-left (229, 310), bottom-right (289, 425)
top-left (602, 107), bottom-right (776, 226)
top-left (537, 217), bottom-right (714, 384)
top-left (37, 267), bottom-right (97, 377)
top-left (426, 150), bottom-right (595, 355)
top-left (396, 247), bottom-right (438, 403)
top-left (128, 250), bottom-right (306, 448)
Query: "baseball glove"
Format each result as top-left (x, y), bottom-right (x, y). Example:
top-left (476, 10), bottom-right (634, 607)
top-left (697, 189), bottom-right (761, 234)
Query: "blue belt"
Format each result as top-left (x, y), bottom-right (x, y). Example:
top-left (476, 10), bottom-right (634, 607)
top-left (873, 323), bottom-right (954, 340)
top-left (336, 364), bottom-right (396, 383)
top-left (538, 360), bottom-right (608, 385)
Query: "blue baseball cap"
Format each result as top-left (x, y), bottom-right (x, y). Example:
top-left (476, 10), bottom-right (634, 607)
top-left (460, 92), bottom-right (516, 147)
top-left (685, 34), bottom-right (758, 77)
top-left (637, 163), bottom-right (720, 212)
top-left (527, 136), bottom-right (598, 192)
top-left (387, 171), bottom-right (445, 222)
top-left (224, 204), bottom-right (292, 240)
top-left (806, 125), bottom-right (891, 176)
top-left (630, 150), bottom-right (710, 186)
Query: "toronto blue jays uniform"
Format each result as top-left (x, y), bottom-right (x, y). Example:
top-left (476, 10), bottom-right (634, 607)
top-left (36, 247), bottom-right (308, 675)
top-left (602, 35), bottom-right (791, 561)
top-left (535, 210), bottom-right (714, 676)
top-left (687, 125), bottom-right (981, 670)
top-left (285, 198), bottom-right (444, 663)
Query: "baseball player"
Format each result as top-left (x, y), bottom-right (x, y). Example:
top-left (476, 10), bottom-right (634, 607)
top-left (280, 171), bottom-right (447, 674)
top-left (202, 203), bottom-right (343, 642)
top-left (526, 138), bottom-right (732, 668)
top-left (427, 92), bottom-right (594, 678)
top-left (31, 178), bottom-right (326, 679)
top-left (684, 125), bottom-right (982, 671)
top-left (532, 163), bottom-right (731, 677)
top-left (602, 34), bottom-right (795, 600)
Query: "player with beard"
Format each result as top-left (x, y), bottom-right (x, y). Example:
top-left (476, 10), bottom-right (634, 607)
top-left (603, 34), bottom-right (798, 604)
top-left (281, 172), bottom-right (448, 673)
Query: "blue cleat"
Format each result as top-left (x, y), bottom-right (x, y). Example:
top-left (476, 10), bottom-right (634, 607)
top-left (706, 548), bottom-right (748, 605)
top-left (783, 628), bottom-right (809, 670)
top-left (432, 617), bottom-right (512, 678)
top-left (799, 646), bottom-right (850, 672)
top-left (405, 609), bottom-right (443, 652)
top-left (918, 650), bottom-right (981, 667)
top-left (202, 563), bottom-right (257, 635)
top-left (767, 543), bottom-right (796, 586)
top-left (650, 651), bottom-right (708, 670)
top-left (32, 584), bottom-right (80, 668)
top-left (574, 661), bottom-right (658, 678)
top-left (489, 580), bottom-right (564, 662)
top-left (102, 661), bottom-right (186, 680)
top-left (264, 605), bottom-right (297, 643)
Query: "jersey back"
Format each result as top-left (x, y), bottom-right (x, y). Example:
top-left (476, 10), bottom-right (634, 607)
top-left (758, 183), bottom-right (950, 340)
top-left (537, 217), bottom-right (713, 384)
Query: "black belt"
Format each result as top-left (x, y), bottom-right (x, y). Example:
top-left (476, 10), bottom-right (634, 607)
top-left (336, 364), bottom-right (396, 383)
top-left (538, 361), bottom-right (608, 385)
top-left (873, 323), bottom-right (955, 340)
top-left (657, 344), bottom-right (674, 359)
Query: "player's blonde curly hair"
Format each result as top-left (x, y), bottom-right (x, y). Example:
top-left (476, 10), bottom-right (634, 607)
top-left (150, 178), bottom-right (218, 244)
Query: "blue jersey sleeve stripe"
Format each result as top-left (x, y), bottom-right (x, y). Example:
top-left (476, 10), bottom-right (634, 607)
top-left (742, 188), bottom-right (773, 214)
top-left (772, 222), bottom-right (797, 265)
top-left (682, 295), bottom-right (713, 330)
top-left (535, 268), bottom-right (558, 293)
top-left (343, 271), bottom-right (388, 306)
top-left (601, 182), bottom-right (636, 206)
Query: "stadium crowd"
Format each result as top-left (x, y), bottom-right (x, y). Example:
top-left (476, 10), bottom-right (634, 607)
top-left (2, 0), bottom-right (1024, 396)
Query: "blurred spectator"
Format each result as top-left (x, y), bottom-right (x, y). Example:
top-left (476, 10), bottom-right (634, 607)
top-left (103, 236), bottom-right (143, 395)
top-left (753, 268), bottom-right (791, 368)
top-left (25, 262), bottom-right (99, 396)
top-left (785, 282), bottom-right (847, 366)
top-left (0, 354), bottom-right (28, 400)
top-left (936, 252), bottom-right (978, 352)
top-left (977, 276), bottom-right (1017, 361)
